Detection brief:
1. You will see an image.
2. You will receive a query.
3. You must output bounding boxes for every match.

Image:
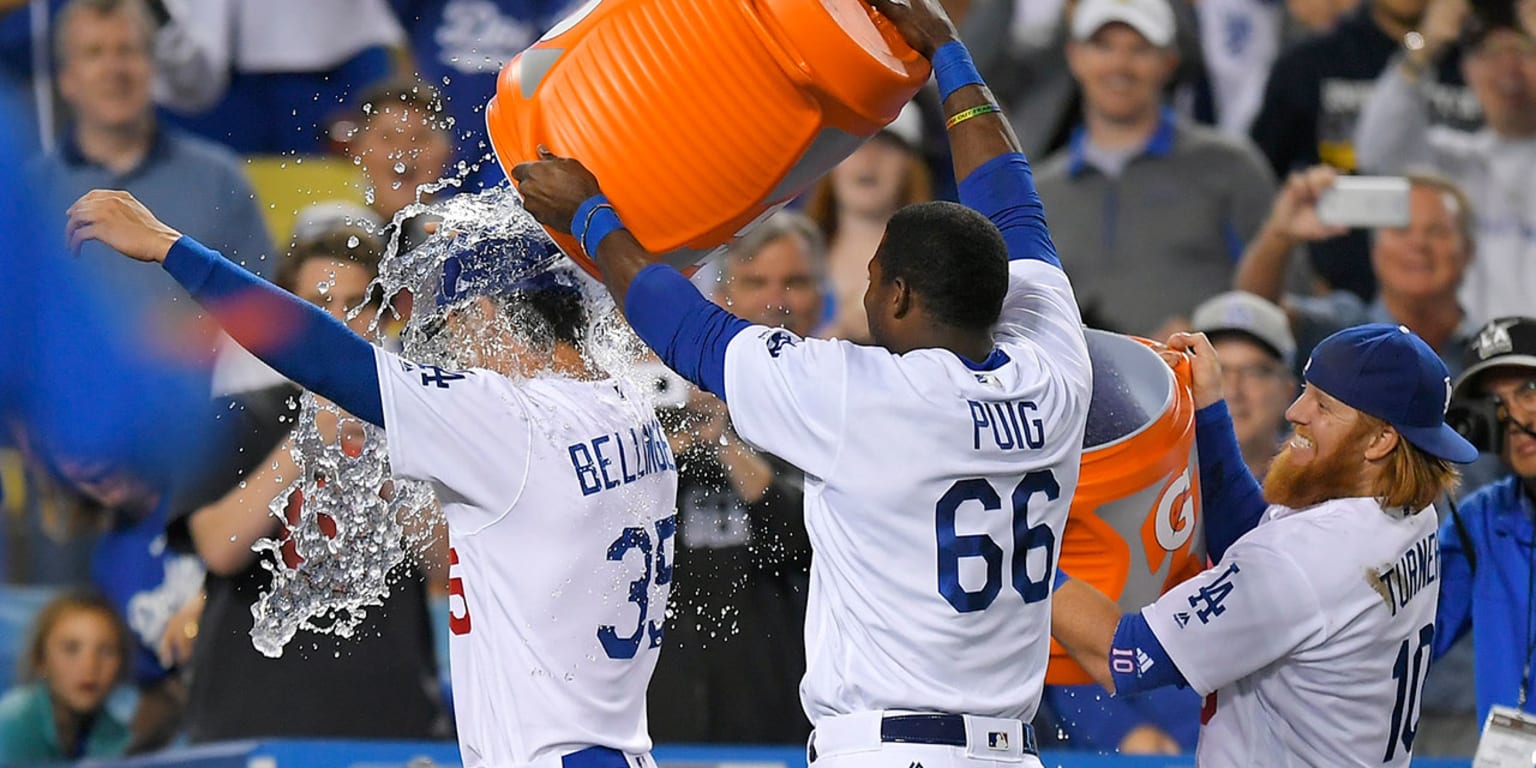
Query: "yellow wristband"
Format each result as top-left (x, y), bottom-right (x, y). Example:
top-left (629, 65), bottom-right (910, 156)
top-left (945, 103), bottom-right (1000, 130)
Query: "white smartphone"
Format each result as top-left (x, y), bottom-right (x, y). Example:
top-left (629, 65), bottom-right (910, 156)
top-left (1317, 176), bottom-right (1411, 228)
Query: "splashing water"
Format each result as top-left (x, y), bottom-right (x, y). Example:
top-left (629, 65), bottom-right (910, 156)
top-left (249, 396), bottom-right (437, 657)
top-left (249, 182), bottom-right (659, 656)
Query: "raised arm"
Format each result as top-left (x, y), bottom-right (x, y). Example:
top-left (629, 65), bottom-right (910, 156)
top-left (870, 0), bottom-right (1058, 268)
top-left (1355, 0), bottom-right (1466, 173)
top-left (64, 190), bottom-right (386, 427)
top-left (1233, 166), bottom-right (1345, 303)
top-left (509, 154), bottom-right (749, 397)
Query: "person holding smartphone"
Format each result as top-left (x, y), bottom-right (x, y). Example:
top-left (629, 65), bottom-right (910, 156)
top-left (1234, 166), bottom-right (1479, 380)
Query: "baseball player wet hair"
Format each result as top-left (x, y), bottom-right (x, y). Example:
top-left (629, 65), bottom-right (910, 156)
top-left (876, 201), bottom-right (1009, 332)
top-left (494, 289), bottom-right (587, 348)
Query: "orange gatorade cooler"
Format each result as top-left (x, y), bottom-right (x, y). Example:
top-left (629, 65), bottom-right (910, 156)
top-left (487, 0), bottom-right (931, 277)
top-left (1047, 330), bottom-right (1207, 685)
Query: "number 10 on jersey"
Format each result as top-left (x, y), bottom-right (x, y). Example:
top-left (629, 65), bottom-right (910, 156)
top-left (936, 469), bottom-right (1060, 612)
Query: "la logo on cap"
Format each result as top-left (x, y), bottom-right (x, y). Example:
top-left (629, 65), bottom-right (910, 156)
top-left (1473, 319), bottom-right (1518, 360)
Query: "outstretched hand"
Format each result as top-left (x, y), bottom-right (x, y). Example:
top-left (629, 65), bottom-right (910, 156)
top-left (1164, 331), bottom-right (1226, 410)
top-left (511, 145), bottom-right (604, 234)
top-left (65, 190), bottom-right (183, 262)
top-left (863, 0), bottom-right (959, 59)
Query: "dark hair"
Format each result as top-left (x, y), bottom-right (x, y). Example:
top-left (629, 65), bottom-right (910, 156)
top-left (1461, 0), bottom-right (1526, 49)
top-left (21, 592), bottom-right (129, 686)
top-left (875, 201), bottom-right (1009, 331)
top-left (497, 289), bottom-right (588, 348)
top-left (274, 225), bottom-right (384, 292)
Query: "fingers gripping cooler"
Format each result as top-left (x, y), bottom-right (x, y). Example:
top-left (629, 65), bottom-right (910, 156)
top-left (486, 0), bottom-right (931, 277)
top-left (1047, 330), bottom-right (1207, 685)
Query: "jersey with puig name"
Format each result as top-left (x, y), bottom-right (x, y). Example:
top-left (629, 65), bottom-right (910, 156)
top-left (722, 259), bottom-right (1092, 724)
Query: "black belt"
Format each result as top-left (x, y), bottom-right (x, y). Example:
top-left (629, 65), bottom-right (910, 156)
top-left (809, 714), bottom-right (1040, 762)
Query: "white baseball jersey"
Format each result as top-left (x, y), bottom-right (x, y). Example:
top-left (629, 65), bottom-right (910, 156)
top-left (1143, 497), bottom-right (1440, 767)
top-left (722, 259), bottom-right (1092, 723)
top-left (374, 348), bottom-right (679, 768)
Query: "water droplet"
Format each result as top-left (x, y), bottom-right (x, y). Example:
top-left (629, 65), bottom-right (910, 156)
top-left (394, 162), bottom-right (407, 174)
top-left (347, 235), bottom-right (360, 248)
top-left (317, 281), bottom-right (331, 295)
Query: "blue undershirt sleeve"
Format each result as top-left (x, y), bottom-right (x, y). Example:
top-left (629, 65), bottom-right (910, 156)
top-left (622, 264), bottom-right (752, 401)
top-left (1197, 401), bottom-right (1267, 562)
top-left (161, 236), bottom-right (385, 427)
top-left (956, 153), bottom-right (1060, 268)
top-left (1110, 613), bottom-right (1189, 695)
top-left (1433, 498), bottom-right (1477, 660)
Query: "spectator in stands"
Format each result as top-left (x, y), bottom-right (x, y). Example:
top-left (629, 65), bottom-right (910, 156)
top-left (164, 226), bottom-right (447, 743)
top-left (984, 0), bottom-right (1209, 159)
top-left (30, 0), bottom-right (274, 360)
top-left (0, 0), bottom-right (215, 152)
top-left (0, 592), bottom-right (130, 762)
top-left (1034, 0), bottom-right (1275, 338)
top-left (1249, 0), bottom-right (1481, 300)
top-left (1355, 0), bottom-right (1536, 326)
top-left (391, 0), bottom-right (577, 190)
top-left (804, 104), bottom-right (932, 343)
top-left (647, 212), bottom-right (818, 744)
top-left (1235, 167), bottom-right (1478, 373)
top-left (1436, 316), bottom-right (1536, 729)
top-left (344, 79), bottom-right (454, 254)
top-left (154, 0), bottom-right (404, 155)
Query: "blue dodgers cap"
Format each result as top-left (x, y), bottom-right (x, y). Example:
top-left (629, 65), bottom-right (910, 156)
top-left (1303, 323), bottom-right (1479, 463)
top-left (436, 229), bottom-right (580, 308)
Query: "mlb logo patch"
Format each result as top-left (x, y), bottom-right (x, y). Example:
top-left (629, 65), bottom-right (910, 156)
top-left (987, 732), bottom-right (1008, 751)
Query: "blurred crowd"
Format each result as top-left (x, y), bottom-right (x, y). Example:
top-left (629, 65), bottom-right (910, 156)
top-left (0, 0), bottom-right (1532, 761)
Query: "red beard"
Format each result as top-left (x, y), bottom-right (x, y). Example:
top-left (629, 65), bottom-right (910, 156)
top-left (1262, 426), bottom-right (1372, 509)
